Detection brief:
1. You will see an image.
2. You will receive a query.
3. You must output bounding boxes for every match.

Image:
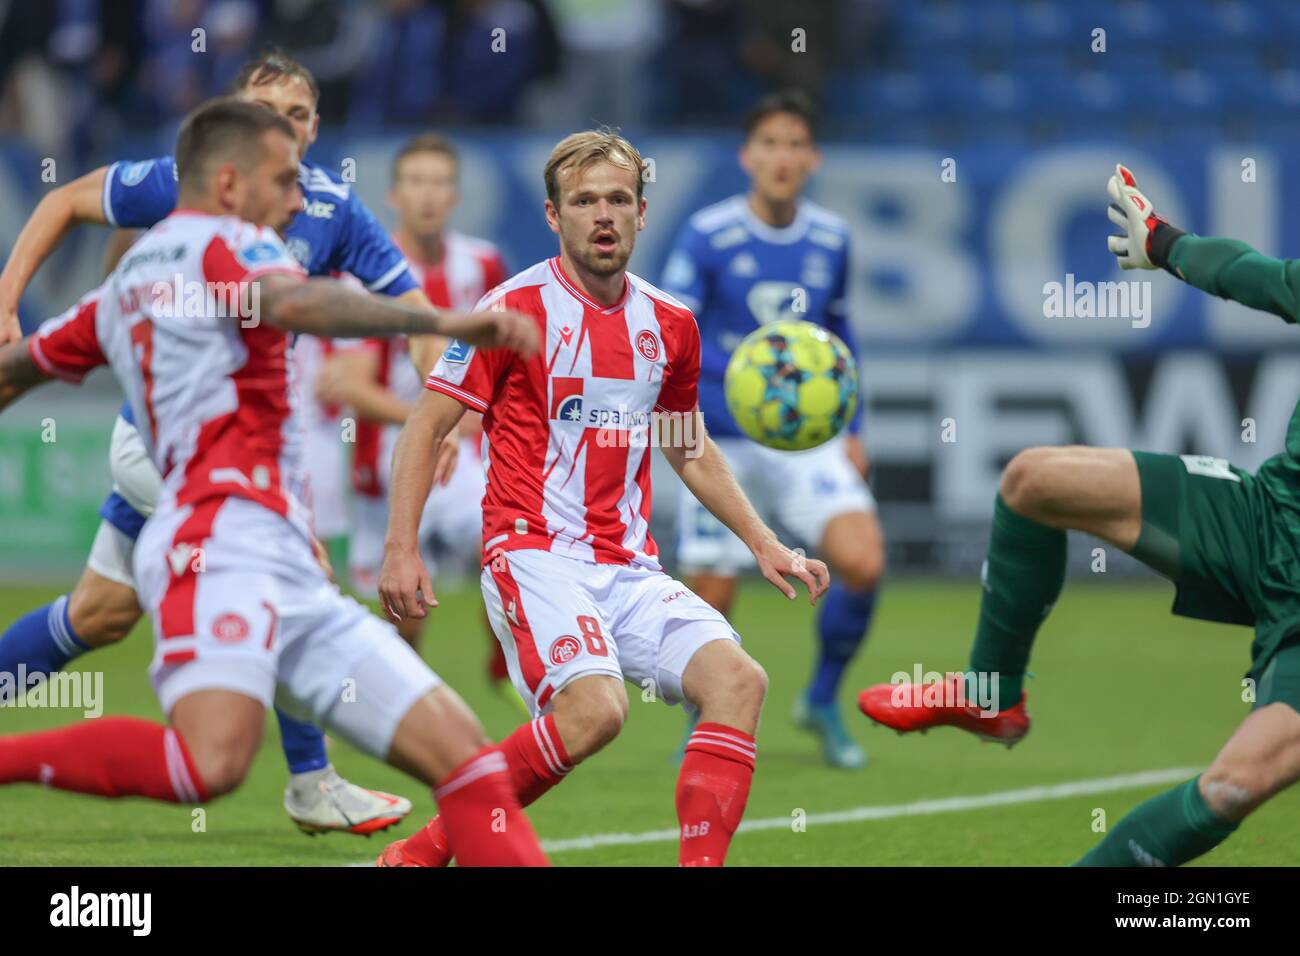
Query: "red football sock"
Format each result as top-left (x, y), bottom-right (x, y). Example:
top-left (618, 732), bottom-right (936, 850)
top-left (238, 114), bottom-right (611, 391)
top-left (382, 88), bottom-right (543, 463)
top-left (433, 747), bottom-right (549, 866)
top-left (676, 722), bottom-right (756, 867)
top-left (405, 715), bottom-right (571, 866)
top-left (0, 717), bottom-right (207, 803)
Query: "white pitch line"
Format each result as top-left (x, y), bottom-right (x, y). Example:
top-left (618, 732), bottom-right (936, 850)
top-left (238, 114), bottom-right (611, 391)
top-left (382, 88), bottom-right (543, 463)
top-left (348, 766), bottom-right (1198, 863)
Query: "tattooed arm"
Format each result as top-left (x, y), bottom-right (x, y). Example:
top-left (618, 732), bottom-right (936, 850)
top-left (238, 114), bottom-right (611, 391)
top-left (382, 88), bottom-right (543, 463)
top-left (258, 275), bottom-right (538, 354)
top-left (0, 341), bottom-right (53, 412)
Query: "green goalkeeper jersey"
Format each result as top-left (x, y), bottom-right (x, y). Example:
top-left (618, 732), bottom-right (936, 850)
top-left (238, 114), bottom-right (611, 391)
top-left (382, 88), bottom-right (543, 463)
top-left (1144, 234), bottom-right (1300, 697)
top-left (1167, 235), bottom-right (1300, 508)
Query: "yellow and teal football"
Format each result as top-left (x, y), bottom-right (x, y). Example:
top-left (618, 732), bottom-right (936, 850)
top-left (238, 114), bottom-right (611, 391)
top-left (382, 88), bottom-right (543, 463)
top-left (723, 319), bottom-right (858, 451)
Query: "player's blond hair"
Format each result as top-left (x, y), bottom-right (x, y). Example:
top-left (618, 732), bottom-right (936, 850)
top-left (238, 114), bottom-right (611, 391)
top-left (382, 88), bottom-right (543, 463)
top-left (544, 129), bottom-right (646, 205)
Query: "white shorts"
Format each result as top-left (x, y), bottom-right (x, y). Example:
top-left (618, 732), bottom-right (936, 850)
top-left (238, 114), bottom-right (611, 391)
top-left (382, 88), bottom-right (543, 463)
top-left (349, 437), bottom-right (485, 590)
top-left (87, 414), bottom-right (163, 588)
top-left (482, 549), bottom-right (740, 717)
top-left (135, 496), bottom-right (439, 759)
top-left (676, 435), bottom-right (875, 574)
top-left (86, 520), bottom-right (137, 588)
top-left (109, 414), bottom-right (161, 517)
top-left (303, 419), bottom-right (350, 539)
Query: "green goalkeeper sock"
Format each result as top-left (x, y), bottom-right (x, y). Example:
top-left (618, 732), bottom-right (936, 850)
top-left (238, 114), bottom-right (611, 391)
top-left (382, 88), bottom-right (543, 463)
top-left (1073, 777), bottom-right (1238, 867)
top-left (966, 494), bottom-right (1066, 710)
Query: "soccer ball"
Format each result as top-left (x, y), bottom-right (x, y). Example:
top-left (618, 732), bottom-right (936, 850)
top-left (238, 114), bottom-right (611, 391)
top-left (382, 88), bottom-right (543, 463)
top-left (723, 319), bottom-right (859, 451)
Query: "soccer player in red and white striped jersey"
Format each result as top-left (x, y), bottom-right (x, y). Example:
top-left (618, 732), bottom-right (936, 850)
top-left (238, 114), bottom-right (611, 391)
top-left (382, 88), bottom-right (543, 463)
top-left (376, 130), bottom-right (829, 868)
top-left (0, 100), bottom-right (547, 865)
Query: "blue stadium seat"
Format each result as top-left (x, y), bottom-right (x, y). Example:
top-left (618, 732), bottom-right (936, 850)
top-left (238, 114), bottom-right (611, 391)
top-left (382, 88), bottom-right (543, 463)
top-left (1189, 48), bottom-right (1264, 76)
top-left (1262, 68), bottom-right (1300, 112)
top-left (1155, 3), bottom-right (1221, 48)
top-left (1014, 0), bottom-right (1072, 48)
top-left (847, 0), bottom-right (1286, 139)
top-left (1206, 0), bottom-right (1267, 40)
top-left (968, 0), bottom-right (1019, 46)
top-left (1043, 67), bottom-right (1129, 120)
top-left (892, 0), bottom-right (979, 53)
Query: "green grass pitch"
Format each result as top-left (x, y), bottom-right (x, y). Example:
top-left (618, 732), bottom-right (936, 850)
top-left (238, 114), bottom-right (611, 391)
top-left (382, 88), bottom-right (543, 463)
top-left (2, 577), bottom-right (1298, 866)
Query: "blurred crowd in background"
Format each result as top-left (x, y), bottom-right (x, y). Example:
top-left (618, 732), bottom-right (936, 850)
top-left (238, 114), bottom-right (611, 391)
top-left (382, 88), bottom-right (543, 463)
top-left (0, 0), bottom-right (889, 162)
top-left (7, 0), bottom-right (1300, 166)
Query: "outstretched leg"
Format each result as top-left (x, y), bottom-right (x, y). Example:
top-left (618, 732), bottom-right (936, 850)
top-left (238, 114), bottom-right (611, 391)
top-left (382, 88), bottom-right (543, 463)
top-left (1076, 669), bottom-right (1300, 866)
top-left (0, 688), bottom-right (263, 803)
top-left (860, 445), bottom-right (1142, 739)
top-left (970, 446), bottom-right (1142, 706)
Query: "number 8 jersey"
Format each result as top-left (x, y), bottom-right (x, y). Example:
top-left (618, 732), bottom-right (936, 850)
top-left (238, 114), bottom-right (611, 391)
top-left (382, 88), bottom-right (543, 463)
top-left (425, 257), bottom-right (701, 570)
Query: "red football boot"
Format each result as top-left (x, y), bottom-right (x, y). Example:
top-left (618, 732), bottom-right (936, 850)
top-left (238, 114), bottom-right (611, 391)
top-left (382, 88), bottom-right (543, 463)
top-left (857, 673), bottom-right (1031, 748)
top-left (375, 838), bottom-right (424, 867)
top-left (375, 818), bottom-right (454, 868)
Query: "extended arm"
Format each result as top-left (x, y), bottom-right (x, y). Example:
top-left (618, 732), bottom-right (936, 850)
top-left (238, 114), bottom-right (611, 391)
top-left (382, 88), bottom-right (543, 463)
top-left (1109, 162), bottom-right (1300, 324)
top-left (377, 388), bottom-right (467, 620)
top-left (1163, 236), bottom-right (1300, 324)
top-left (659, 411), bottom-right (829, 603)
top-left (0, 341), bottom-right (53, 412)
top-left (0, 168), bottom-right (110, 344)
top-left (258, 274), bottom-right (538, 353)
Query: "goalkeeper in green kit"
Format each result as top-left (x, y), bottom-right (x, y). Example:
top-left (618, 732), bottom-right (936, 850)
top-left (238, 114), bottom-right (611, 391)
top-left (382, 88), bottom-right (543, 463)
top-left (858, 164), bottom-right (1300, 866)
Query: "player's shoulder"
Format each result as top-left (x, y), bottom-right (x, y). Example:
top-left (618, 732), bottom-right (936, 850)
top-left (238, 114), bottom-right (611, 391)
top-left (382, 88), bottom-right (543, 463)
top-left (208, 214), bottom-right (281, 248)
top-left (298, 160), bottom-right (352, 202)
top-left (799, 199), bottom-right (851, 251)
top-left (137, 210), bottom-right (236, 250)
top-left (684, 195), bottom-right (752, 254)
top-left (136, 210), bottom-right (271, 249)
top-left (503, 258), bottom-right (552, 292)
top-left (687, 194), bottom-right (747, 235)
top-left (629, 271), bottom-right (695, 319)
top-left (475, 259), bottom-right (550, 309)
top-left (110, 154), bottom-right (177, 185)
top-left (197, 216), bottom-right (297, 275)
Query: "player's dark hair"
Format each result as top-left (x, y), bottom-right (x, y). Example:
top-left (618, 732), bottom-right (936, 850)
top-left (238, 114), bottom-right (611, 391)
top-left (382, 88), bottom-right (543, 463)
top-left (230, 48), bottom-right (320, 105)
top-left (743, 90), bottom-right (818, 142)
top-left (175, 97), bottom-right (296, 188)
top-left (391, 133), bottom-right (460, 183)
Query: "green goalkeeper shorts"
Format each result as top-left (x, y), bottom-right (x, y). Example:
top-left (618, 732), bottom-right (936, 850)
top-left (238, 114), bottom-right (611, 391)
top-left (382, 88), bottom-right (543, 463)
top-left (1131, 450), bottom-right (1300, 712)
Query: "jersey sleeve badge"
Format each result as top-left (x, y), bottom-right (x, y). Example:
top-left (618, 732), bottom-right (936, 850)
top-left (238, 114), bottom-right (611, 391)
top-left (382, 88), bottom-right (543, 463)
top-left (441, 339), bottom-right (473, 363)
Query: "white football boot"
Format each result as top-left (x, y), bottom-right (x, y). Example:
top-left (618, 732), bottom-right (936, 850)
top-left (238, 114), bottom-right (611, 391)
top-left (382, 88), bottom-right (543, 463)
top-left (284, 766), bottom-right (412, 836)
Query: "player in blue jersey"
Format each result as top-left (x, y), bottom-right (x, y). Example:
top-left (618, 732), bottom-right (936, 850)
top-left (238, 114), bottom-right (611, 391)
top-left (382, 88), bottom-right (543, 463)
top-left (0, 51), bottom-right (455, 834)
top-left (661, 92), bottom-right (885, 769)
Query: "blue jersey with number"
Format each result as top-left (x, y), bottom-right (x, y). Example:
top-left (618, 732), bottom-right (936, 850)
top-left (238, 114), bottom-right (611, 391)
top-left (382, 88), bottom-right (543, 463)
top-left (660, 194), bottom-right (859, 438)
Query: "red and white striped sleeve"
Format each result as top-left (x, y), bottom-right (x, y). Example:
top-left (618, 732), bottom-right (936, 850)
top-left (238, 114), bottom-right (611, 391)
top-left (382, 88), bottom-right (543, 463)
top-left (27, 292), bottom-right (107, 384)
top-left (423, 286), bottom-right (520, 412)
top-left (654, 302), bottom-right (701, 415)
top-left (202, 225), bottom-right (306, 288)
top-left (424, 341), bottom-right (507, 413)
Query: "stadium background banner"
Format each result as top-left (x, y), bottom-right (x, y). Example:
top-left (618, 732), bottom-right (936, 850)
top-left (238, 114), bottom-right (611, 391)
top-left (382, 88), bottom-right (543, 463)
top-left (1, 133), bottom-right (1297, 577)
